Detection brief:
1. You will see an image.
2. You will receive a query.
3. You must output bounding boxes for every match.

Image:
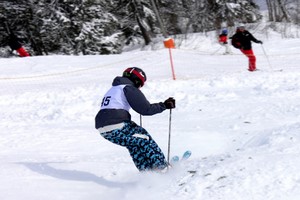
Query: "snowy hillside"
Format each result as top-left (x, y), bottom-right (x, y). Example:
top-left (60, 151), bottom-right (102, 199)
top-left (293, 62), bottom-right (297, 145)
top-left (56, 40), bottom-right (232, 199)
top-left (1, 27), bottom-right (300, 200)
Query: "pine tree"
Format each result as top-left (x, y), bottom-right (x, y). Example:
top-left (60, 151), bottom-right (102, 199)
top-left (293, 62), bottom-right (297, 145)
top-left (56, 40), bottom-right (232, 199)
top-left (156, 0), bottom-right (261, 35)
top-left (0, 0), bottom-right (263, 56)
top-left (110, 0), bottom-right (159, 45)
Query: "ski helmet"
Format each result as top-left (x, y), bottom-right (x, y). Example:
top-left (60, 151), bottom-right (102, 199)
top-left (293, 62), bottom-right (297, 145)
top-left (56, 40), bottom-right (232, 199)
top-left (237, 24), bottom-right (245, 30)
top-left (221, 29), bottom-right (228, 35)
top-left (123, 67), bottom-right (147, 88)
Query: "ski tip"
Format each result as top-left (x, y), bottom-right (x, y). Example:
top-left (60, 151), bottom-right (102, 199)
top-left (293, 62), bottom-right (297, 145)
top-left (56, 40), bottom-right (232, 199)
top-left (182, 150), bottom-right (192, 159)
top-left (171, 155), bottom-right (180, 163)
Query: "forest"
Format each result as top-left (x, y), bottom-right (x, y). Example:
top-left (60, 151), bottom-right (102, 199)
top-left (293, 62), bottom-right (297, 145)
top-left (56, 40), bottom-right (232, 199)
top-left (0, 0), bottom-right (299, 56)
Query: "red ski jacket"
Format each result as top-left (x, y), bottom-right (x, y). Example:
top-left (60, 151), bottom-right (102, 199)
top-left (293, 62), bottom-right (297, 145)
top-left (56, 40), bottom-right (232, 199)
top-left (219, 34), bottom-right (228, 44)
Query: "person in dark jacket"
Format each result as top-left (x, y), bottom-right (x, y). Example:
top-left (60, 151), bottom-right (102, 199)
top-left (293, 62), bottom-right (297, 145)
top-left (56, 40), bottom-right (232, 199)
top-left (95, 67), bottom-right (175, 172)
top-left (231, 25), bottom-right (262, 71)
top-left (8, 33), bottom-right (30, 57)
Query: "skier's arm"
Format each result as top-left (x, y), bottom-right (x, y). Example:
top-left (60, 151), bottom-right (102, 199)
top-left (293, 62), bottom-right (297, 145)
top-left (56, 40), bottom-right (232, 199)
top-left (248, 32), bottom-right (262, 44)
top-left (123, 85), bottom-right (166, 115)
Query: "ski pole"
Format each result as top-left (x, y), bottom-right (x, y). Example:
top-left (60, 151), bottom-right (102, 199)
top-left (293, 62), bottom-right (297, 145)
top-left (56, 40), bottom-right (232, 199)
top-left (140, 114), bottom-right (142, 127)
top-left (260, 44), bottom-right (273, 70)
top-left (167, 108), bottom-right (172, 166)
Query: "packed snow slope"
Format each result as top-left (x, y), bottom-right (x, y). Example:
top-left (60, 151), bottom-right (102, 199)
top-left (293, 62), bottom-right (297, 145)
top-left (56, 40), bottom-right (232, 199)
top-left (1, 29), bottom-right (300, 200)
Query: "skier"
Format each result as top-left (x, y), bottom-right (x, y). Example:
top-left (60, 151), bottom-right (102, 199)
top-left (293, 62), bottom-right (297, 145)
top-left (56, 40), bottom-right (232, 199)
top-left (7, 33), bottom-right (30, 57)
top-left (95, 67), bottom-right (175, 172)
top-left (231, 25), bottom-right (262, 71)
top-left (218, 28), bottom-right (231, 54)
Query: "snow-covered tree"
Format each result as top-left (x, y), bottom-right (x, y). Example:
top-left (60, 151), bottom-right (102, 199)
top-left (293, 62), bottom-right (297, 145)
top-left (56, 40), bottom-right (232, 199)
top-left (266, 0), bottom-right (291, 22)
top-left (156, 0), bottom-right (261, 34)
top-left (0, 0), bottom-right (262, 56)
top-left (0, 0), bottom-right (123, 55)
top-left (35, 0), bottom-right (123, 55)
top-left (110, 0), bottom-right (159, 45)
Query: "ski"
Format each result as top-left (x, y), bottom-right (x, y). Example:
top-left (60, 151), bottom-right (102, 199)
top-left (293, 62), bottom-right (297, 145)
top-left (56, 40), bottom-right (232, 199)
top-left (255, 68), bottom-right (283, 72)
top-left (171, 155), bottom-right (180, 163)
top-left (182, 150), bottom-right (192, 160)
top-left (170, 150), bottom-right (192, 165)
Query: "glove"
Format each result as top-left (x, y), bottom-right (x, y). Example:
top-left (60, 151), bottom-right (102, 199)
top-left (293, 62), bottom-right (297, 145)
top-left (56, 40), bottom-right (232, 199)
top-left (258, 40), bottom-right (263, 44)
top-left (164, 97), bottom-right (175, 109)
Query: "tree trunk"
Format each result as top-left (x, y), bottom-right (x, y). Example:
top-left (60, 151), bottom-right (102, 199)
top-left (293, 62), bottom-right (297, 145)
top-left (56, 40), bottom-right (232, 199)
top-left (150, 0), bottom-right (167, 38)
top-left (277, 0), bottom-right (291, 22)
top-left (266, 0), bottom-right (274, 21)
top-left (136, 15), bottom-right (152, 45)
top-left (132, 0), bottom-right (152, 45)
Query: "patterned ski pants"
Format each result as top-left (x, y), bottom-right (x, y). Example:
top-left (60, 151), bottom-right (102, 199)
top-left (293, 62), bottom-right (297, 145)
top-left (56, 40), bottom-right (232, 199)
top-left (100, 121), bottom-right (168, 171)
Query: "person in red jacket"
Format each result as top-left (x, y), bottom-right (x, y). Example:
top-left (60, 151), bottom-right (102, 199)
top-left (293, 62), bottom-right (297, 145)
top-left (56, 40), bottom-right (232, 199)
top-left (231, 25), bottom-right (262, 71)
top-left (8, 33), bottom-right (30, 57)
top-left (219, 28), bottom-right (231, 54)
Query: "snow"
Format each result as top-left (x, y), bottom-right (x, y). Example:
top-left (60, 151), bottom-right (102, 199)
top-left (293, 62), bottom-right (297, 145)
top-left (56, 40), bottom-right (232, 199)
top-left (1, 28), bottom-right (300, 200)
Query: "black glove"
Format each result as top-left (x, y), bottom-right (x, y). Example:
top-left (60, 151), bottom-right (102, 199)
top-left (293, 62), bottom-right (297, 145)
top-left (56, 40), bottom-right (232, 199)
top-left (257, 40), bottom-right (263, 44)
top-left (164, 97), bottom-right (175, 109)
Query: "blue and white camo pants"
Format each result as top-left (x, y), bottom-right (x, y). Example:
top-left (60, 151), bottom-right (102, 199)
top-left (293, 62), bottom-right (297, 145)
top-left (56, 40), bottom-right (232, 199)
top-left (100, 121), bottom-right (168, 171)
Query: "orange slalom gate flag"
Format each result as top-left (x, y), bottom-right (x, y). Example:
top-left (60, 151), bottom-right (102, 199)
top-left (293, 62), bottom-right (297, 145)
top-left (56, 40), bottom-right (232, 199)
top-left (164, 38), bottom-right (175, 49)
top-left (163, 38), bottom-right (176, 80)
